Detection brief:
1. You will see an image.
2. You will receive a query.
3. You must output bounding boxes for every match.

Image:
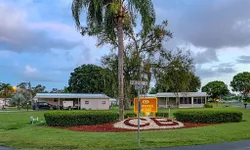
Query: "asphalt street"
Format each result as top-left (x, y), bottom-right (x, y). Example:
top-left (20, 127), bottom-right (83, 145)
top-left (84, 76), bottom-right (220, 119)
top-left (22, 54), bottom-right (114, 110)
top-left (149, 140), bottom-right (250, 150)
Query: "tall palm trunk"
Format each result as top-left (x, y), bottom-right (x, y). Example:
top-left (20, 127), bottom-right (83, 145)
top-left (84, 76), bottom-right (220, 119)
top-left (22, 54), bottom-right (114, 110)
top-left (117, 5), bottom-right (124, 120)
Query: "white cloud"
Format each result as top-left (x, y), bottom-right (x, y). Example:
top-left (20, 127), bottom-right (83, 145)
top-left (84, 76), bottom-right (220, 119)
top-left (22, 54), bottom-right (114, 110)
top-left (25, 65), bottom-right (38, 74)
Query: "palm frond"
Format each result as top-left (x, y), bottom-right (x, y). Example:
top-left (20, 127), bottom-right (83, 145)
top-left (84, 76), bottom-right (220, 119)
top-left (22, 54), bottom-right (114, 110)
top-left (128, 0), bottom-right (155, 35)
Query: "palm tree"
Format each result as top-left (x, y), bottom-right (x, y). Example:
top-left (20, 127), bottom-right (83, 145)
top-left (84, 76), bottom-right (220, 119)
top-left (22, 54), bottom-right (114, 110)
top-left (0, 83), bottom-right (15, 108)
top-left (71, 0), bottom-right (155, 120)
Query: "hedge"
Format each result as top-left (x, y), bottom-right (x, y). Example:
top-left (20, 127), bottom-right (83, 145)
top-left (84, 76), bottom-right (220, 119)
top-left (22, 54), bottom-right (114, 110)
top-left (173, 110), bottom-right (243, 123)
top-left (44, 110), bottom-right (119, 127)
top-left (204, 103), bottom-right (213, 108)
top-left (124, 112), bottom-right (168, 118)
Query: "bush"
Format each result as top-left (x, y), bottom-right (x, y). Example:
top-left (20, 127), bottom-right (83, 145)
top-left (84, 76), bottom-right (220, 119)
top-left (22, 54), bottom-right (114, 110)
top-left (124, 112), bottom-right (168, 118)
top-left (173, 110), bottom-right (242, 124)
top-left (156, 112), bottom-right (168, 117)
top-left (44, 110), bottom-right (119, 127)
top-left (124, 112), bottom-right (136, 118)
top-left (204, 103), bottom-right (213, 108)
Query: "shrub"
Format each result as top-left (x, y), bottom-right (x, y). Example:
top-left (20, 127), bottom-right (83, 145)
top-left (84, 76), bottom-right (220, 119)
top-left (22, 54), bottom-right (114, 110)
top-left (44, 110), bottom-right (119, 127)
top-left (124, 112), bottom-right (136, 118)
top-left (204, 103), bottom-right (213, 108)
top-left (156, 112), bottom-right (168, 117)
top-left (124, 112), bottom-right (168, 118)
top-left (173, 110), bottom-right (243, 124)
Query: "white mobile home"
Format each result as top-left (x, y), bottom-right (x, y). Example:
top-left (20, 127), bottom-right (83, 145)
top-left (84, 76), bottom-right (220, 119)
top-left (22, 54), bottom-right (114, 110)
top-left (157, 92), bottom-right (208, 108)
top-left (34, 93), bottom-right (110, 110)
top-left (140, 92), bottom-right (208, 108)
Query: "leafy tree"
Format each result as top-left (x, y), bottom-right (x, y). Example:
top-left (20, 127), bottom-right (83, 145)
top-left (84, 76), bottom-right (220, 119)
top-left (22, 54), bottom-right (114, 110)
top-left (202, 81), bottom-right (230, 99)
top-left (9, 88), bottom-right (32, 109)
top-left (32, 84), bottom-right (46, 93)
top-left (149, 87), bottom-right (157, 94)
top-left (50, 88), bottom-right (64, 93)
top-left (101, 20), bottom-right (172, 109)
top-left (187, 72), bottom-right (201, 92)
top-left (68, 64), bottom-right (105, 93)
top-left (230, 72), bottom-right (250, 100)
top-left (153, 48), bottom-right (194, 93)
top-left (72, 0), bottom-right (156, 120)
top-left (0, 83), bottom-right (15, 107)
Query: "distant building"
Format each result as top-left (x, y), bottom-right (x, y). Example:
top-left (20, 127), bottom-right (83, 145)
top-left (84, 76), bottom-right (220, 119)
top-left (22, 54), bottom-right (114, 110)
top-left (140, 92), bottom-right (208, 108)
top-left (34, 93), bottom-right (110, 110)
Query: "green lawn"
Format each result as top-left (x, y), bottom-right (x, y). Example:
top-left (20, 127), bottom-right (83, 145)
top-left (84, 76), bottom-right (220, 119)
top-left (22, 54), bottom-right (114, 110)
top-left (0, 107), bottom-right (249, 150)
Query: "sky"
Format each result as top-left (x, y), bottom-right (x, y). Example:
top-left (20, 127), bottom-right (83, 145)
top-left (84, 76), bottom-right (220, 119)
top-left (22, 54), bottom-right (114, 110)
top-left (0, 0), bottom-right (250, 92)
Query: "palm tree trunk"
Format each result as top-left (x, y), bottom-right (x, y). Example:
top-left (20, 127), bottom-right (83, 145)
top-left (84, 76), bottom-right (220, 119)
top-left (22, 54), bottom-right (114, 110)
top-left (117, 5), bottom-right (124, 120)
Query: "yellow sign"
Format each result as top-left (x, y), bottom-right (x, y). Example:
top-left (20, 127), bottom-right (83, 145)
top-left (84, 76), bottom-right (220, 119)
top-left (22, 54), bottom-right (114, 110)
top-left (134, 97), bottom-right (158, 116)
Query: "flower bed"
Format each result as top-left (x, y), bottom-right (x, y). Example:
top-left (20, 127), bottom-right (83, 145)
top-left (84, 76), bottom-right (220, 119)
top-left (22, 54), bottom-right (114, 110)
top-left (113, 117), bottom-right (184, 130)
top-left (62, 120), bottom-right (213, 132)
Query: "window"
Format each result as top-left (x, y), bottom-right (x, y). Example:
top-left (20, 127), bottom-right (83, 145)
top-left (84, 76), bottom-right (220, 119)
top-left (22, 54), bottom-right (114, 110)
top-left (180, 97), bottom-right (191, 104)
top-left (85, 101), bottom-right (89, 104)
top-left (102, 101), bottom-right (106, 104)
top-left (194, 97), bottom-right (206, 104)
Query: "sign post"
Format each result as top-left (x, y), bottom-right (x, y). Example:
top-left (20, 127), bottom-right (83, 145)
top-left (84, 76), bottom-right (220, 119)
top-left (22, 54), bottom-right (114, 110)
top-left (130, 80), bottom-right (147, 146)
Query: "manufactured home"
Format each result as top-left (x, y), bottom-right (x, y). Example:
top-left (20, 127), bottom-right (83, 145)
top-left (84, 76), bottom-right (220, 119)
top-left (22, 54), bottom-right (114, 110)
top-left (34, 93), bottom-right (110, 110)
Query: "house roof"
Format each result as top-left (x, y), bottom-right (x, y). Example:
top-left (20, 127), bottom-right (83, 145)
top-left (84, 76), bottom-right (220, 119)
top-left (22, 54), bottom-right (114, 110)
top-left (34, 93), bottom-right (110, 99)
top-left (156, 92), bottom-right (207, 97)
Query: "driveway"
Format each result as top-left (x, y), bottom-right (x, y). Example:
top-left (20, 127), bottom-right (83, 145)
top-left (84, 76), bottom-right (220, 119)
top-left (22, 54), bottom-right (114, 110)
top-left (149, 140), bottom-right (250, 150)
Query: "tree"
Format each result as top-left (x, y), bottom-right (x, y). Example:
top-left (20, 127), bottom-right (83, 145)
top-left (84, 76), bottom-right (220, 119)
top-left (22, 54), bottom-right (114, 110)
top-left (187, 72), bottom-right (201, 92)
top-left (68, 64), bottom-right (105, 93)
top-left (9, 88), bottom-right (32, 109)
top-left (230, 72), bottom-right (250, 100)
top-left (149, 87), bottom-right (157, 94)
top-left (32, 84), bottom-right (46, 93)
top-left (0, 83), bottom-right (15, 107)
top-left (50, 88), bottom-right (64, 93)
top-left (153, 48), bottom-right (194, 93)
top-left (202, 81), bottom-right (229, 99)
top-left (101, 20), bottom-right (172, 109)
top-left (72, 0), bottom-right (156, 120)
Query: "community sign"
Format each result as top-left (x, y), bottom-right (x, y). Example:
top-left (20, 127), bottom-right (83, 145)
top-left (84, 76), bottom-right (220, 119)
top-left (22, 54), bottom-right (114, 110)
top-left (134, 97), bottom-right (158, 116)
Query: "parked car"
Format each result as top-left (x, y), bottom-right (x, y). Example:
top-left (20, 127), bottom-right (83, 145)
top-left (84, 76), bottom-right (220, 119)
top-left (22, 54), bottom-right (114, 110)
top-left (32, 102), bottom-right (58, 110)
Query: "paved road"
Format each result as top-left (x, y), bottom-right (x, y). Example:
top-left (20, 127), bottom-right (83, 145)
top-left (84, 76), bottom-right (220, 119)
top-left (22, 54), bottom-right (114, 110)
top-left (0, 146), bottom-right (17, 150)
top-left (149, 140), bottom-right (250, 150)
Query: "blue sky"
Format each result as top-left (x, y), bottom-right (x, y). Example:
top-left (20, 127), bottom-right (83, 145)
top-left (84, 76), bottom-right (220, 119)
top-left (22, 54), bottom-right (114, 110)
top-left (1, 0), bottom-right (250, 92)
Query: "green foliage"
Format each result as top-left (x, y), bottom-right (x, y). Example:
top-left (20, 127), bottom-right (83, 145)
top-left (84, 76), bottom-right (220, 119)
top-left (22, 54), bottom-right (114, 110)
top-left (204, 103), bottom-right (213, 108)
top-left (230, 72), bottom-right (250, 98)
top-left (174, 110), bottom-right (242, 123)
top-left (68, 64), bottom-right (116, 98)
top-left (124, 112), bottom-right (136, 118)
top-left (68, 64), bottom-right (105, 94)
top-left (44, 110), bottom-right (119, 127)
top-left (124, 112), bottom-right (168, 118)
top-left (71, 0), bottom-right (156, 42)
top-left (153, 48), bottom-right (196, 93)
top-left (155, 112), bottom-right (168, 117)
top-left (202, 81), bottom-right (230, 99)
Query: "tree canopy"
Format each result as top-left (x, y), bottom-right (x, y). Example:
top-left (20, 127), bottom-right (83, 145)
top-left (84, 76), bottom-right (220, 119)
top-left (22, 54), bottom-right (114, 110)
top-left (152, 48), bottom-right (196, 93)
top-left (68, 64), bottom-right (116, 97)
top-left (202, 81), bottom-right (229, 99)
top-left (230, 72), bottom-right (250, 99)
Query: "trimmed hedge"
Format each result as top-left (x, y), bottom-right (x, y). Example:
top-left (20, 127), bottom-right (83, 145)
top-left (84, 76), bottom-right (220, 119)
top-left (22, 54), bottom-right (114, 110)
top-left (204, 103), bottom-right (213, 108)
top-left (124, 112), bottom-right (168, 118)
top-left (44, 110), bottom-right (119, 127)
top-left (173, 110), bottom-right (243, 124)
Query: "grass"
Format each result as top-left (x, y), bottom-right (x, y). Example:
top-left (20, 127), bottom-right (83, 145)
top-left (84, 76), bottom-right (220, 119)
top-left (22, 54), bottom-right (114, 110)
top-left (0, 107), bottom-right (249, 150)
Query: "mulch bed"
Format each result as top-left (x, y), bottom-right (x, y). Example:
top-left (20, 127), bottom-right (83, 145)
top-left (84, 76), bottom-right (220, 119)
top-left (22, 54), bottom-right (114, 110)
top-left (59, 121), bottom-right (215, 132)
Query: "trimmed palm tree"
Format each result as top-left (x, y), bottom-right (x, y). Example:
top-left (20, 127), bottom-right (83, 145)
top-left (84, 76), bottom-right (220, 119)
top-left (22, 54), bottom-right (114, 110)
top-left (72, 0), bottom-right (155, 120)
